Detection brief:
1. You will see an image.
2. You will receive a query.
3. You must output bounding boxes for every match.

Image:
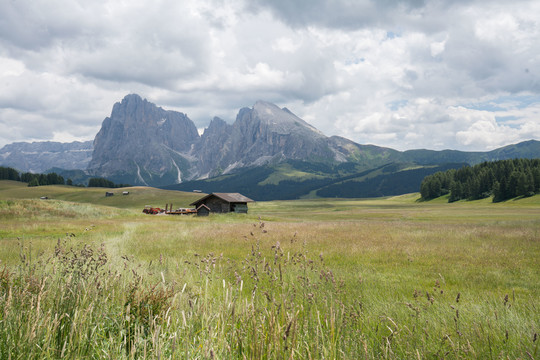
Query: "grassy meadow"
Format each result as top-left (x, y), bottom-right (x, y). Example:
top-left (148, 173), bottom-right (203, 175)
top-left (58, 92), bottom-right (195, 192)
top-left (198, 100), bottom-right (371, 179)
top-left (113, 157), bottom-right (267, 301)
top-left (0, 180), bottom-right (539, 359)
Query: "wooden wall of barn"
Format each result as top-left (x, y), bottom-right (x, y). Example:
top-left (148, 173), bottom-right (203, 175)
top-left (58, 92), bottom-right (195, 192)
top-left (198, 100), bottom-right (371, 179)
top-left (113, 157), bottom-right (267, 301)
top-left (204, 197), bottom-right (230, 213)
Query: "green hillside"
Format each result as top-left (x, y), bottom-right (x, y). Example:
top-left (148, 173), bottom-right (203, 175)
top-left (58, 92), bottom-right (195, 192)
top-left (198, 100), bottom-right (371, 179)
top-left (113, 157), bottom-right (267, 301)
top-left (162, 140), bottom-right (540, 201)
top-left (0, 180), bottom-right (202, 211)
top-left (402, 139), bottom-right (540, 165)
top-left (162, 160), bottom-right (467, 200)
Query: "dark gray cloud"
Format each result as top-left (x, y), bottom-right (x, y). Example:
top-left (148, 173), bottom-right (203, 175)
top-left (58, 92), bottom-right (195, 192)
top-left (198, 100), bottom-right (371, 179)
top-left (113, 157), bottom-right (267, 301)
top-left (245, 0), bottom-right (432, 30)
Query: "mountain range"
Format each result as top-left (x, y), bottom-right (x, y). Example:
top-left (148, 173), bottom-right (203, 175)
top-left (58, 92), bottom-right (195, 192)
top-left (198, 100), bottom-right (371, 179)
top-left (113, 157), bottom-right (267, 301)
top-left (0, 141), bottom-right (93, 174)
top-left (1, 94), bottom-right (539, 200)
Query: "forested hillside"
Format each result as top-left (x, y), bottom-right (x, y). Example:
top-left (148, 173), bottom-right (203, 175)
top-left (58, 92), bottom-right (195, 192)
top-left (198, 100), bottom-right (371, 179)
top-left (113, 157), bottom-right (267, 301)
top-left (420, 159), bottom-right (540, 202)
top-left (0, 166), bottom-right (66, 186)
top-left (163, 160), bottom-right (466, 200)
top-left (0, 166), bottom-right (129, 188)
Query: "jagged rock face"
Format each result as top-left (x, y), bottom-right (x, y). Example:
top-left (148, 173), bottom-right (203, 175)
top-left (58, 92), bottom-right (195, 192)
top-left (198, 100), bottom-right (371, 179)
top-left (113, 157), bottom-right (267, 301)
top-left (88, 94), bottom-right (199, 185)
top-left (88, 97), bottom-right (361, 184)
top-left (0, 141), bottom-right (93, 173)
top-left (1, 95), bottom-right (388, 185)
top-left (195, 101), bottom-right (336, 177)
top-left (232, 101), bottom-right (330, 160)
top-left (326, 136), bottom-right (402, 166)
top-left (194, 117), bottom-right (233, 177)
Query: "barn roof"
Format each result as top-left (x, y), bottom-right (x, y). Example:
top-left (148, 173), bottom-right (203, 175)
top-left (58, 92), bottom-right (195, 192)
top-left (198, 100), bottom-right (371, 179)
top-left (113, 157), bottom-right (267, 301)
top-left (190, 192), bottom-right (254, 205)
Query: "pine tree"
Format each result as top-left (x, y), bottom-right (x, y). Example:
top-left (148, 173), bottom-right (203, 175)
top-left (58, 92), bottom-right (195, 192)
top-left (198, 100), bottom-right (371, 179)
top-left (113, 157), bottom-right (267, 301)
top-left (449, 181), bottom-right (463, 202)
top-left (533, 167), bottom-right (540, 193)
top-left (28, 178), bottom-right (40, 187)
top-left (492, 181), bottom-right (502, 202)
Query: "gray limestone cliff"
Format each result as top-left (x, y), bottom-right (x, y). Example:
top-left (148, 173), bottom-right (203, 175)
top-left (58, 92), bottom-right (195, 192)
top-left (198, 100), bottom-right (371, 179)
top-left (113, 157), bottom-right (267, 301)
top-left (0, 141), bottom-right (93, 173)
top-left (88, 96), bottom-right (382, 184)
top-left (194, 101), bottom-right (337, 178)
top-left (87, 94), bottom-right (199, 186)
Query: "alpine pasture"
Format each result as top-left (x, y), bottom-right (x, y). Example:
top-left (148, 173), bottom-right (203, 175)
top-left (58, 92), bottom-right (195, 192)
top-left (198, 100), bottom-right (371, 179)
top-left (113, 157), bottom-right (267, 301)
top-left (0, 180), bottom-right (538, 359)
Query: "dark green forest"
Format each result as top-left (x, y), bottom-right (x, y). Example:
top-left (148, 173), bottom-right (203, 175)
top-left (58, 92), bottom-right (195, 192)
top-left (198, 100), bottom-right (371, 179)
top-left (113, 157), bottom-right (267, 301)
top-left (0, 166), bottom-right (129, 188)
top-left (0, 166), bottom-right (20, 181)
top-left (87, 177), bottom-right (131, 188)
top-left (420, 159), bottom-right (540, 202)
top-left (0, 166), bottom-right (65, 187)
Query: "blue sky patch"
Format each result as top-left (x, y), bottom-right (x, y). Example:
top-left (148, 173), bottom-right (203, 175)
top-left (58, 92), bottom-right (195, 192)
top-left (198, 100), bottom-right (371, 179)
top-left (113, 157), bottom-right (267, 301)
top-left (387, 99), bottom-right (408, 111)
top-left (465, 95), bottom-right (539, 112)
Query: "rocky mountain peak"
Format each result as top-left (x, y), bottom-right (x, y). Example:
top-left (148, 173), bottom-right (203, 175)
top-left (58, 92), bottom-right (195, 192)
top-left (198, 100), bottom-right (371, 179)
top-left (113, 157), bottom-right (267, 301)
top-left (249, 100), bottom-right (324, 137)
top-left (73, 96), bottom-right (365, 184)
top-left (88, 94), bottom-right (199, 185)
top-left (203, 117), bottom-right (230, 136)
top-left (110, 94), bottom-right (145, 122)
top-left (117, 93), bottom-right (144, 106)
top-left (189, 100), bottom-right (335, 178)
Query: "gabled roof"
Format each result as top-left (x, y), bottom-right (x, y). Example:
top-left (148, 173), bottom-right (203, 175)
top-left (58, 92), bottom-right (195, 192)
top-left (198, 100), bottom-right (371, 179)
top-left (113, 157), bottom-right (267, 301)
top-left (190, 192), bottom-right (254, 205)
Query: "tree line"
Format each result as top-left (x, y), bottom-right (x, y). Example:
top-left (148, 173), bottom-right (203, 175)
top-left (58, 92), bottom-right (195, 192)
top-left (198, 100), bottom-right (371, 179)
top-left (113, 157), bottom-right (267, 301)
top-left (420, 159), bottom-right (540, 202)
top-left (0, 166), bottom-right (129, 188)
top-left (87, 177), bottom-right (131, 188)
top-left (0, 166), bottom-right (66, 187)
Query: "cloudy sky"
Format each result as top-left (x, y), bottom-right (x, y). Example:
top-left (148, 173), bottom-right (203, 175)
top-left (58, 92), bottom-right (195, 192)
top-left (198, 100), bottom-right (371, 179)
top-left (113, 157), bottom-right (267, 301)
top-left (1, 0), bottom-right (539, 151)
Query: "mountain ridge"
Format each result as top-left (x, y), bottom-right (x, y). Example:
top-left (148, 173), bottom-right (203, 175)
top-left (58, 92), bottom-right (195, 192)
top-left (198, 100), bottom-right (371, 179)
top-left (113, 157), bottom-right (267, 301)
top-left (1, 94), bottom-right (538, 199)
top-left (0, 140), bottom-right (93, 173)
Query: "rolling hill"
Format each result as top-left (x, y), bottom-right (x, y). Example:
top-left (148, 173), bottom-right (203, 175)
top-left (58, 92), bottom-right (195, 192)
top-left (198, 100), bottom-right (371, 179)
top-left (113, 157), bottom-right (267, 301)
top-left (161, 160), bottom-right (468, 200)
top-left (0, 180), bottom-right (201, 211)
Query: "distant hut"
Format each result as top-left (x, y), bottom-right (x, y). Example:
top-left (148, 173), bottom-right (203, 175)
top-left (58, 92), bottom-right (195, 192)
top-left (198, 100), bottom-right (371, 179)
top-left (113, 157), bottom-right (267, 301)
top-left (190, 193), bottom-right (254, 215)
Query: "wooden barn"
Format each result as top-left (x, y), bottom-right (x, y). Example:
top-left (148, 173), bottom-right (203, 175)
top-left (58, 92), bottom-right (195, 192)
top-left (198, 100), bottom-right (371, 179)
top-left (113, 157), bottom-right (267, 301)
top-left (190, 193), bottom-right (254, 215)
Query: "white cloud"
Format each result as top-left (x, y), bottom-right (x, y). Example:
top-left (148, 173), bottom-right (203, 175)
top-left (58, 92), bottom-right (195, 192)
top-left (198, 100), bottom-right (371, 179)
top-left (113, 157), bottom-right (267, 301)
top-left (272, 37), bottom-right (300, 53)
top-left (0, 57), bottom-right (25, 77)
top-left (451, 105), bottom-right (540, 150)
top-left (430, 38), bottom-right (446, 57)
top-left (51, 130), bottom-right (92, 144)
top-left (0, 0), bottom-right (539, 151)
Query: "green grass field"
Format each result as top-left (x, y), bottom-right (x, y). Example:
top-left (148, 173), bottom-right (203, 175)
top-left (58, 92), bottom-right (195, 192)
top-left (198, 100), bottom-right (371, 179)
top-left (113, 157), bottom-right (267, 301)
top-left (0, 180), bottom-right (538, 359)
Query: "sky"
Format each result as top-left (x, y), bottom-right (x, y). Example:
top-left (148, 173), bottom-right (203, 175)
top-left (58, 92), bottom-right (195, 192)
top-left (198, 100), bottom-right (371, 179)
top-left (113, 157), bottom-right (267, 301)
top-left (1, 0), bottom-right (539, 151)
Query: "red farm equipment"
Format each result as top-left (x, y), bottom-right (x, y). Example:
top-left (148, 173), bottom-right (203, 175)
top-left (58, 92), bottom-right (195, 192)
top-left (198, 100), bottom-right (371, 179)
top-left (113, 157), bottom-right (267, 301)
top-left (142, 206), bottom-right (161, 215)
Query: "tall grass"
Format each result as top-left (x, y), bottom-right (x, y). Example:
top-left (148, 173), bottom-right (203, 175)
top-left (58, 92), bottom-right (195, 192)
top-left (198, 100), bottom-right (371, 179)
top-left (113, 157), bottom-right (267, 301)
top-left (1, 222), bottom-right (538, 359)
top-left (1, 194), bottom-right (539, 358)
top-left (0, 199), bottom-right (125, 220)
